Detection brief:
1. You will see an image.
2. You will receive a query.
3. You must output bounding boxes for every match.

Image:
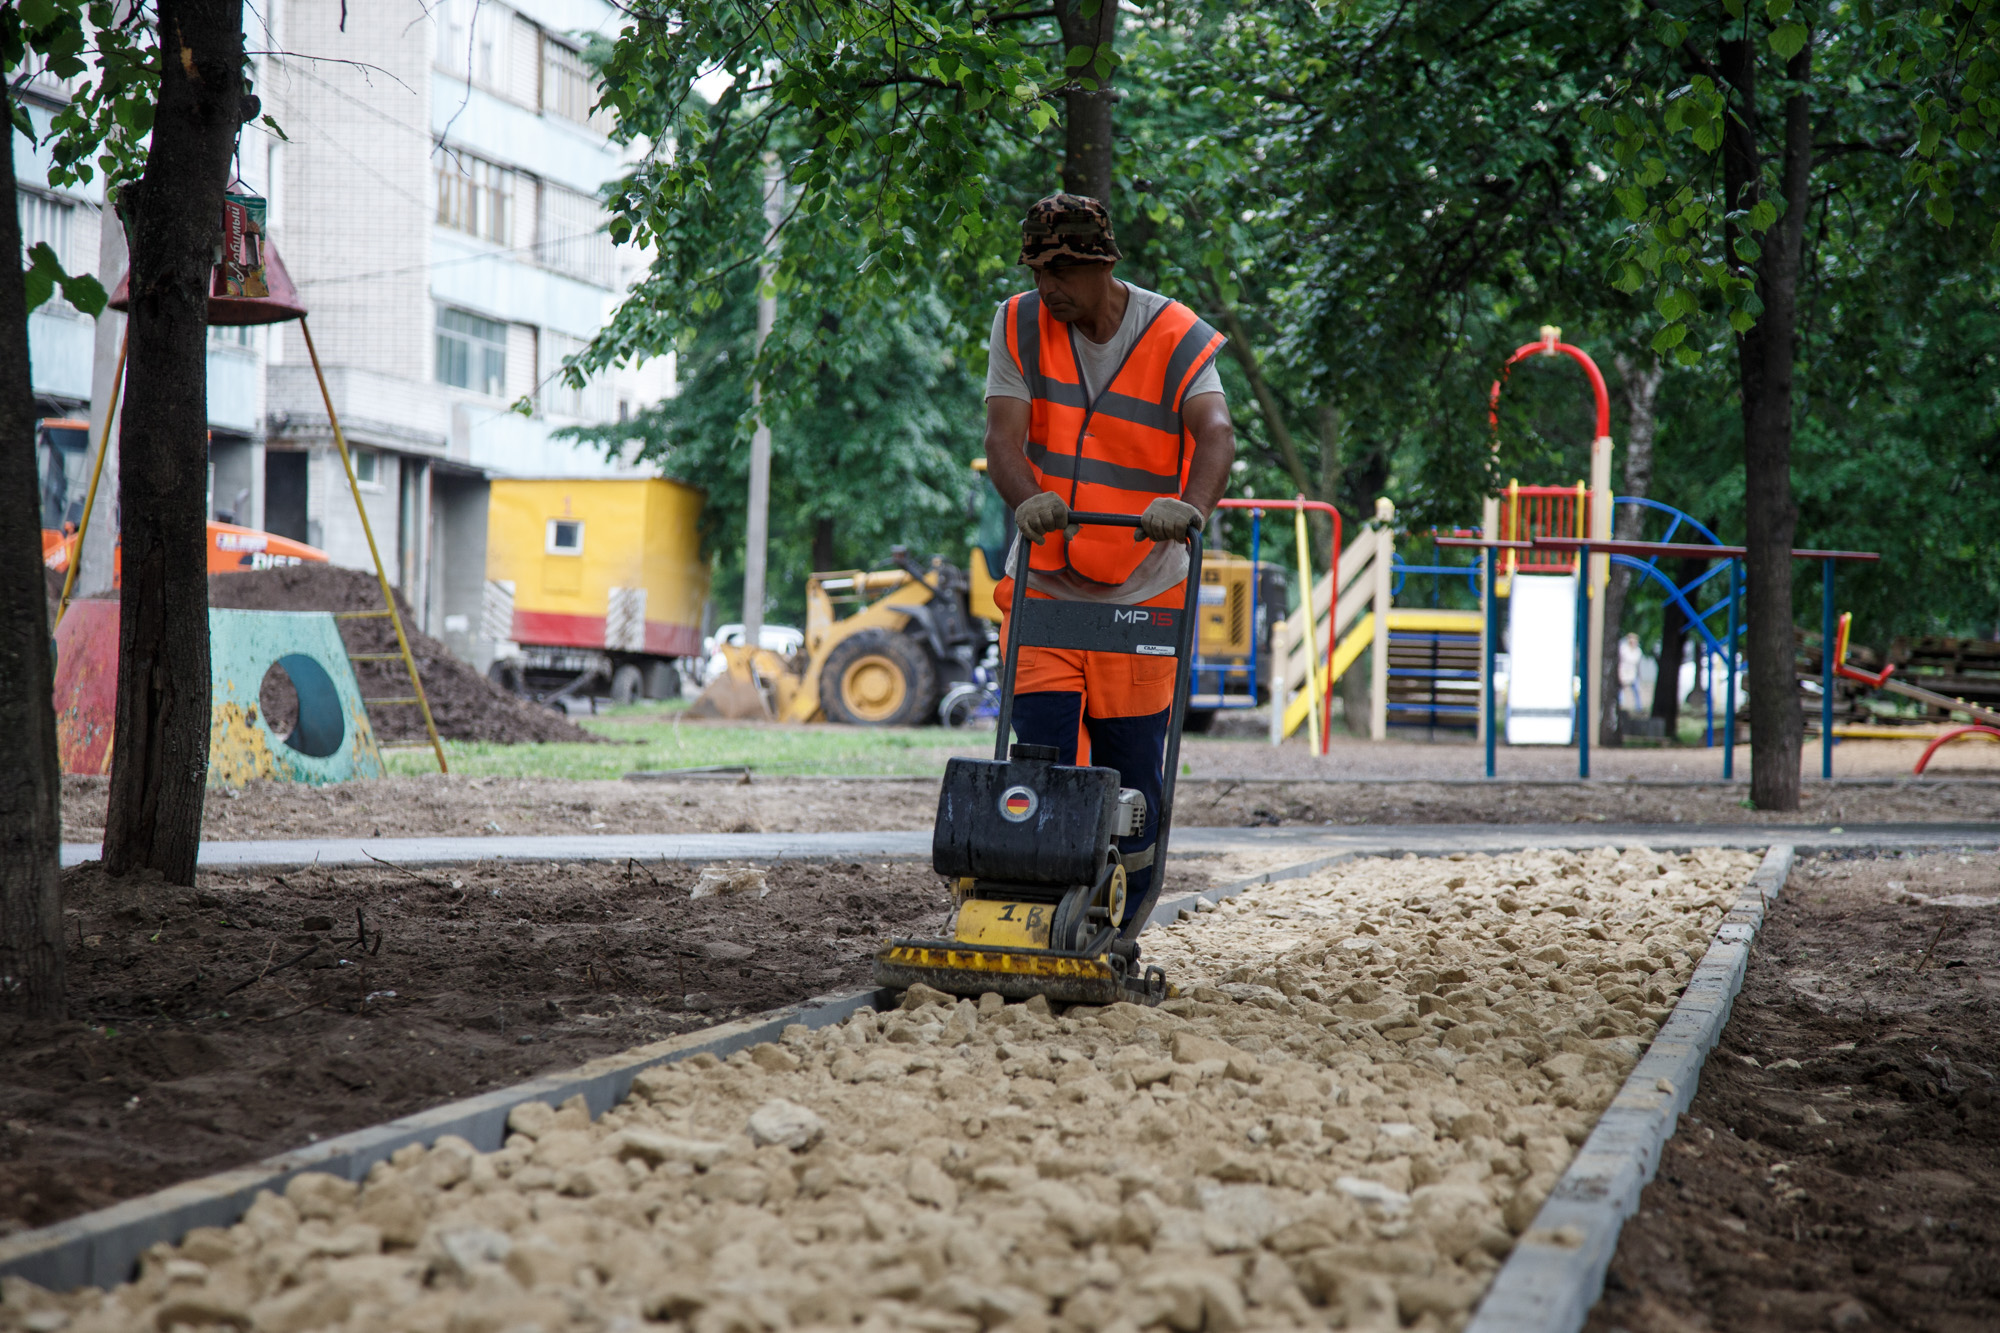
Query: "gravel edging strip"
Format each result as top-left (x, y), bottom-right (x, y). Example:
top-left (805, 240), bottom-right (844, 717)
top-left (0, 851), bottom-right (1342, 1293)
top-left (1463, 842), bottom-right (1796, 1333)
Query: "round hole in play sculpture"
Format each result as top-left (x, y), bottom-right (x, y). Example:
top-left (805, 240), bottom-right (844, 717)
top-left (256, 654), bottom-right (345, 758)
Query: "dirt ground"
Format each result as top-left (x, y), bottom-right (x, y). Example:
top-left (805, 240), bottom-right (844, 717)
top-left (208, 566), bottom-right (595, 745)
top-left (1184, 731), bottom-right (2000, 781)
top-left (56, 769), bottom-right (2000, 845)
top-left (0, 855), bottom-right (1215, 1236)
top-left (1586, 848), bottom-right (2000, 1333)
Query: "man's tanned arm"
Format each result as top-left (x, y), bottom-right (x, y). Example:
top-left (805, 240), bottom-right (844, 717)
top-left (1178, 392), bottom-right (1235, 516)
top-left (984, 396), bottom-right (1041, 510)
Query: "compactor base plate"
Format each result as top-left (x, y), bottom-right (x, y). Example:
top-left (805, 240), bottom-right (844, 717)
top-left (873, 939), bottom-right (1165, 1007)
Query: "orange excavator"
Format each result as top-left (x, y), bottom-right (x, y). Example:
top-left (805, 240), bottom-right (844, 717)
top-left (38, 417), bottom-right (328, 583)
top-left (41, 518), bottom-right (329, 580)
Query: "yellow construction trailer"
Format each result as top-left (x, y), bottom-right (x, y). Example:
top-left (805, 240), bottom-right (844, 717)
top-left (485, 477), bottom-right (710, 703)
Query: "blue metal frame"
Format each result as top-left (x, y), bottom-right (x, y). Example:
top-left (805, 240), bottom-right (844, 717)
top-left (1383, 535), bottom-right (1486, 733)
top-left (1602, 497), bottom-right (1745, 763)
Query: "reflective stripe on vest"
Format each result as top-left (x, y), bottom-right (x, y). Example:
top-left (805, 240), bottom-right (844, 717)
top-left (1004, 290), bottom-right (1225, 587)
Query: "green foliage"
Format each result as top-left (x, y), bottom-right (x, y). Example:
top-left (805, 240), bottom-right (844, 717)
top-left (575, 0), bottom-right (1079, 401)
top-left (1, 0), bottom-right (152, 309)
top-left (37, 0), bottom-right (155, 191)
top-left (586, 0), bottom-right (2000, 646)
top-left (23, 240), bottom-right (105, 315)
top-left (561, 274), bottom-right (983, 626)
top-left (1115, 0), bottom-right (1660, 531)
top-left (1583, 2), bottom-right (2000, 364)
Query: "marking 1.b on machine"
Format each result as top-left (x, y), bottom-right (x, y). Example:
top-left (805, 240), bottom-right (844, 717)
top-left (953, 899), bottom-right (1054, 949)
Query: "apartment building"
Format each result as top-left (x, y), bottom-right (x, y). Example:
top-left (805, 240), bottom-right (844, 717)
top-left (24, 0), bottom-right (668, 673)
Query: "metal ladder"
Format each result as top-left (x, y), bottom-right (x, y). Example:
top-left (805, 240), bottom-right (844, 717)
top-left (303, 319), bottom-right (448, 774)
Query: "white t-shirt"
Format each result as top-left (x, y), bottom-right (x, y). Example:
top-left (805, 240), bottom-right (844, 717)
top-left (985, 282), bottom-right (1225, 405)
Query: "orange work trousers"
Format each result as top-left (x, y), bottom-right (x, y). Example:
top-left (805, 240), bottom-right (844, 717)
top-left (995, 578), bottom-right (1185, 762)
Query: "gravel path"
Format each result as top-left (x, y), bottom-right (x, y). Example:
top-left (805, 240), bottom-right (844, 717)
top-left (2, 847), bottom-right (1763, 1333)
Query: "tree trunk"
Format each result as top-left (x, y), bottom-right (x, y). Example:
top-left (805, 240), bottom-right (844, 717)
top-left (0, 79), bottom-right (66, 1018)
top-left (1315, 404), bottom-right (1345, 510)
top-left (1598, 353), bottom-right (1664, 745)
top-left (1653, 600), bottom-right (1686, 732)
top-left (103, 0), bottom-right (247, 883)
top-left (1651, 556), bottom-right (1704, 734)
top-left (1056, 0), bottom-right (1118, 201)
top-left (1720, 36), bottom-right (1812, 810)
top-left (812, 516), bottom-right (836, 574)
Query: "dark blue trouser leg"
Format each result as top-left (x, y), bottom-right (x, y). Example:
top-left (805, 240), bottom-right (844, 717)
top-left (1011, 692), bottom-right (1170, 929)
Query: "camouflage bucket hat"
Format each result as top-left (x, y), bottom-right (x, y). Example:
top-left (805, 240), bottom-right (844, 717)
top-left (1019, 193), bottom-right (1123, 268)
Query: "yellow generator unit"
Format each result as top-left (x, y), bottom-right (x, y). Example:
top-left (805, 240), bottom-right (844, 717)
top-left (485, 478), bottom-right (709, 703)
top-left (1186, 553), bottom-right (1286, 730)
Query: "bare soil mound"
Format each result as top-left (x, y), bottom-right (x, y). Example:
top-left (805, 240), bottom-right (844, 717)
top-left (1586, 848), bottom-right (2000, 1332)
top-left (209, 565), bottom-right (595, 745)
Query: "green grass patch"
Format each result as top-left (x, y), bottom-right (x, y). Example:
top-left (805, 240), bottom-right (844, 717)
top-left (385, 705), bottom-right (984, 781)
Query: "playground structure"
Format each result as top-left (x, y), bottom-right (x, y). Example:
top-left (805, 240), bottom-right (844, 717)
top-left (53, 599), bottom-right (386, 786)
top-left (1830, 611), bottom-right (2000, 773)
top-left (1247, 325), bottom-right (1925, 779)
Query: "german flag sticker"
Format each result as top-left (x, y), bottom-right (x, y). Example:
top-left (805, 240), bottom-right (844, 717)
top-left (999, 785), bottom-right (1038, 823)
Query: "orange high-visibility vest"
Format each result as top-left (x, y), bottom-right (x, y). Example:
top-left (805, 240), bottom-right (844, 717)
top-left (1003, 290), bottom-right (1225, 588)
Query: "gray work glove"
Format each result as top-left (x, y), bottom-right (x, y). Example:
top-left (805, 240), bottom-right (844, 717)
top-left (1135, 496), bottom-right (1203, 542)
top-left (1016, 491), bottom-right (1073, 543)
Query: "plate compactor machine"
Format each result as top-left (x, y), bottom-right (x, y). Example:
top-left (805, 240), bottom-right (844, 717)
top-left (875, 513), bottom-right (1203, 1007)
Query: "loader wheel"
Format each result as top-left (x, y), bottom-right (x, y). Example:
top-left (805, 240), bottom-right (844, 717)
top-left (821, 629), bottom-right (936, 726)
top-left (610, 663), bottom-right (645, 705)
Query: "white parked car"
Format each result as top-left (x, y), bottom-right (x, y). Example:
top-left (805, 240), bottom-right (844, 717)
top-left (700, 623), bottom-right (804, 684)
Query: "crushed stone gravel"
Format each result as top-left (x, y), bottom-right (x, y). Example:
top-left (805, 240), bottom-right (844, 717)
top-left (0, 845), bottom-right (1763, 1333)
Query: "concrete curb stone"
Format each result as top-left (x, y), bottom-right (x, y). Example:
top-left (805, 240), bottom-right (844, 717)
top-left (0, 988), bottom-right (897, 1292)
top-left (58, 821), bottom-right (1998, 871)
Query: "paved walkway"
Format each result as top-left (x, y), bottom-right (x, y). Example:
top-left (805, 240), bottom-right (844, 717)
top-left (59, 822), bottom-right (2000, 871)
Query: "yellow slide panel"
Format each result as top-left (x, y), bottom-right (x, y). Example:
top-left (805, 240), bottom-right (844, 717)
top-left (1282, 608), bottom-right (1483, 738)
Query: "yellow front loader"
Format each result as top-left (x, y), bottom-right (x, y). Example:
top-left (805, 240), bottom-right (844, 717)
top-left (772, 549), bottom-right (988, 726)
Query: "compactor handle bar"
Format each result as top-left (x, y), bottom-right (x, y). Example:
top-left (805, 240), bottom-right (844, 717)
top-left (996, 511), bottom-right (1206, 942)
top-left (1061, 510), bottom-right (1203, 540)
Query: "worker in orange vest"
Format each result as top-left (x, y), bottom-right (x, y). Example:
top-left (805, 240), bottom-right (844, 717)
top-left (984, 194), bottom-right (1236, 926)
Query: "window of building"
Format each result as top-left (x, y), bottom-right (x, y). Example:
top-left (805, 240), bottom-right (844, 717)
top-left (546, 518), bottom-right (583, 554)
top-left (351, 448), bottom-right (381, 486)
top-left (536, 183), bottom-right (615, 288)
top-left (208, 323), bottom-right (255, 348)
top-left (542, 40), bottom-right (600, 127)
top-left (436, 307), bottom-right (508, 395)
top-left (435, 150), bottom-right (513, 245)
top-left (436, 0), bottom-right (504, 90)
top-left (539, 329), bottom-right (615, 421)
top-left (17, 190), bottom-right (72, 270)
